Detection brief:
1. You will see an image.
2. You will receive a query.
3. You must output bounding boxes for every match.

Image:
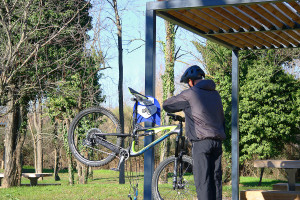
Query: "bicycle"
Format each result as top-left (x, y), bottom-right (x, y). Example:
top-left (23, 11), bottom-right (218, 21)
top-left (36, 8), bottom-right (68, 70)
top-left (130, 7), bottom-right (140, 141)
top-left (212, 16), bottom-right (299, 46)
top-left (68, 87), bottom-right (196, 199)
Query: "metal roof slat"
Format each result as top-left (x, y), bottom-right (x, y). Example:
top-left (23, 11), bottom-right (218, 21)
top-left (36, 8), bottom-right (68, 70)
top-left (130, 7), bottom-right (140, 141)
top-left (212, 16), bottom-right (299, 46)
top-left (217, 33), bottom-right (256, 49)
top-left (241, 32), bottom-right (273, 48)
top-left (153, 0), bottom-right (300, 50)
top-left (262, 3), bottom-right (295, 28)
top-left (286, 29), bottom-right (300, 42)
top-left (265, 31), bottom-right (292, 47)
top-left (292, 30), bottom-right (300, 47)
top-left (178, 9), bottom-right (221, 32)
top-left (237, 5), bottom-right (274, 30)
top-left (190, 8), bottom-right (232, 32)
top-left (288, 1), bottom-right (300, 13)
top-left (255, 32), bottom-right (283, 48)
top-left (276, 2), bottom-right (300, 26)
top-left (214, 34), bottom-right (244, 49)
top-left (167, 10), bottom-right (211, 33)
top-left (294, 29), bottom-right (300, 35)
top-left (156, 11), bottom-right (237, 49)
top-left (224, 6), bottom-right (263, 30)
top-left (201, 7), bottom-right (241, 31)
top-left (157, 11), bottom-right (207, 35)
top-left (274, 30), bottom-right (299, 47)
top-left (233, 33), bottom-right (266, 49)
top-left (207, 24), bottom-right (300, 36)
top-left (250, 4), bottom-right (285, 28)
top-left (211, 7), bottom-right (252, 31)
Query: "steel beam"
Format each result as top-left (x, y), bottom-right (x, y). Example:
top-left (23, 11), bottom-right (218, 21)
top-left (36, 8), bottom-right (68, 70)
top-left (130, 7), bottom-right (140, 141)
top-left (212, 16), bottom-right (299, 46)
top-left (231, 50), bottom-right (240, 200)
top-left (147, 0), bottom-right (293, 11)
top-left (144, 7), bottom-right (156, 200)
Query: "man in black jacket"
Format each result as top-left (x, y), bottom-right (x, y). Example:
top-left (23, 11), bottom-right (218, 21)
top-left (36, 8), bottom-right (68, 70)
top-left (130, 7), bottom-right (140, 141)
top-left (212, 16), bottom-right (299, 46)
top-left (163, 65), bottom-right (226, 200)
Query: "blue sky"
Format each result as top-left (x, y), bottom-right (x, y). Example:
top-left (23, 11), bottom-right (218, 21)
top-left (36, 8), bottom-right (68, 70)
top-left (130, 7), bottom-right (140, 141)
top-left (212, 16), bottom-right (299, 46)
top-left (89, 0), bottom-right (205, 108)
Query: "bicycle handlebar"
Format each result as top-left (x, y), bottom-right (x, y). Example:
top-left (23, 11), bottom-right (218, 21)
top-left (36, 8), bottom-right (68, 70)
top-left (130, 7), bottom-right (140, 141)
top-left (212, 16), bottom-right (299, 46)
top-left (167, 113), bottom-right (185, 122)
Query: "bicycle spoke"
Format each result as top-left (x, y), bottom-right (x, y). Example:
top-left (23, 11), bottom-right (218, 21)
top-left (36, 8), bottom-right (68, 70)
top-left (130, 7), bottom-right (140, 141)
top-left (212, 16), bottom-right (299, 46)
top-left (68, 107), bottom-right (122, 167)
top-left (152, 156), bottom-right (197, 200)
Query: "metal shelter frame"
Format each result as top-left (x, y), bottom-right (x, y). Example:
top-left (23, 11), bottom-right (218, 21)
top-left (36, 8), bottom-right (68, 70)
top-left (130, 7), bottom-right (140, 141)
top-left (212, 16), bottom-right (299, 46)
top-left (144, 0), bottom-right (300, 199)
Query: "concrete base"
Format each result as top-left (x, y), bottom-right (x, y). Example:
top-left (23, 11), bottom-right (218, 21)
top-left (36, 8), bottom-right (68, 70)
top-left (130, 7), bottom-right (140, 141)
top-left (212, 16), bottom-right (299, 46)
top-left (240, 190), bottom-right (300, 200)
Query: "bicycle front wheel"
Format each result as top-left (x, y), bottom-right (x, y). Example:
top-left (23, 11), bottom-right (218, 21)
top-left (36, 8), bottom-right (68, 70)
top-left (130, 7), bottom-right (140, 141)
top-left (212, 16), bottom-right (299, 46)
top-left (68, 107), bottom-right (122, 167)
top-left (152, 155), bottom-right (196, 200)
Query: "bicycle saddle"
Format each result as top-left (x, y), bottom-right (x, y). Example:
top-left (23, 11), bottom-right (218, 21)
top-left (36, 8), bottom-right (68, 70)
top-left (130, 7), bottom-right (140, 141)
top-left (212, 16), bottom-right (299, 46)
top-left (129, 87), bottom-right (152, 105)
top-left (129, 87), bottom-right (158, 119)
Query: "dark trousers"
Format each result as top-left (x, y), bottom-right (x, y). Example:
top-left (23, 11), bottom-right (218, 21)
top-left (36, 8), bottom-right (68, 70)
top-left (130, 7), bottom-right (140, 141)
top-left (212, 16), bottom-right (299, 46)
top-left (192, 139), bottom-right (222, 200)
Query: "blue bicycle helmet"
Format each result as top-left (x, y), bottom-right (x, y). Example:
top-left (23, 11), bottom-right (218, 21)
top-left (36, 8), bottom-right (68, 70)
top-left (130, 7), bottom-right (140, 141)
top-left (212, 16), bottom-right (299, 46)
top-left (180, 65), bottom-right (205, 83)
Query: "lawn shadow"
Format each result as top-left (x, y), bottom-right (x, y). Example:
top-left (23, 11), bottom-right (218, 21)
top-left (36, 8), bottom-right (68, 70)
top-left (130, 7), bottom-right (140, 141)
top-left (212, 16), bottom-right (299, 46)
top-left (241, 180), bottom-right (286, 187)
top-left (21, 167), bottom-right (66, 173)
top-left (93, 174), bottom-right (144, 182)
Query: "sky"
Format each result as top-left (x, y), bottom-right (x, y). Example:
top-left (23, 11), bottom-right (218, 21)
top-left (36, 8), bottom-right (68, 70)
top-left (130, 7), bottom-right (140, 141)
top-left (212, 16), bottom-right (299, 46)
top-left (87, 0), bottom-right (300, 111)
top-left (88, 0), bottom-right (206, 108)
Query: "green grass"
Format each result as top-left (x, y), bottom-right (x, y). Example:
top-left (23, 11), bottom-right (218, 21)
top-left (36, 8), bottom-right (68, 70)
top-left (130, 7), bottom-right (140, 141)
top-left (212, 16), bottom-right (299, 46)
top-left (222, 176), bottom-right (286, 197)
top-left (0, 168), bottom-right (142, 200)
top-left (0, 168), bottom-right (288, 200)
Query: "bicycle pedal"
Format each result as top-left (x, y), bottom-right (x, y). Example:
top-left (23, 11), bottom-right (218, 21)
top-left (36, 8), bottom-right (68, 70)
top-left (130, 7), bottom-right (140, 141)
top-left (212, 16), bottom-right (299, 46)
top-left (111, 168), bottom-right (119, 171)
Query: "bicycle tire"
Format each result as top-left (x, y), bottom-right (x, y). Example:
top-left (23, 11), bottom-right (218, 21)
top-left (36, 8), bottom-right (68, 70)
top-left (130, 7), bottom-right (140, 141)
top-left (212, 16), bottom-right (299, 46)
top-left (152, 155), bottom-right (196, 200)
top-left (68, 107), bottom-right (122, 167)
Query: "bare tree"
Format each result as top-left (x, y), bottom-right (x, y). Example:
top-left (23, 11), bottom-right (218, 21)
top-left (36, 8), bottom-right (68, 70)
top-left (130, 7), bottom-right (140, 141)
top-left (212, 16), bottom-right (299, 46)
top-left (32, 98), bottom-right (43, 176)
top-left (0, 0), bottom-right (91, 187)
top-left (103, 0), bottom-right (125, 184)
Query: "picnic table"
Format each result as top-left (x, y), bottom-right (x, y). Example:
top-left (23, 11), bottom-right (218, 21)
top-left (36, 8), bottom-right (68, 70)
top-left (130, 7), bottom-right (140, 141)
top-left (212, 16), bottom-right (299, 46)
top-left (22, 173), bottom-right (53, 186)
top-left (0, 173), bottom-right (53, 186)
top-left (254, 160), bottom-right (300, 191)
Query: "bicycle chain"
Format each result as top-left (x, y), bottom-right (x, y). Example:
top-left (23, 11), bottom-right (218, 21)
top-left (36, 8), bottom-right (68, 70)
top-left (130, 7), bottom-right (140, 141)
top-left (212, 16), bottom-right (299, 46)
top-left (84, 136), bottom-right (122, 158)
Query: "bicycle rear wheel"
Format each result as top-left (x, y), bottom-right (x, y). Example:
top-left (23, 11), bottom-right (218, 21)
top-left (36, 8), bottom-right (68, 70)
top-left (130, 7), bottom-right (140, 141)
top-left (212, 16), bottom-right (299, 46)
top-left (152, 155), bottom-right (196, 200)
top-left (68, 107), bottom-right (122, 167)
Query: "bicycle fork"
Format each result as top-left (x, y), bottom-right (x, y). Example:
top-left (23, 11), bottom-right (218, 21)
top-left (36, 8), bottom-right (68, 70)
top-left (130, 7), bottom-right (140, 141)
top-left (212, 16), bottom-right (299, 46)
top-left (172, 127), bottom-right (186, 190)
top-left (172, 153), bottom-right (186, 190)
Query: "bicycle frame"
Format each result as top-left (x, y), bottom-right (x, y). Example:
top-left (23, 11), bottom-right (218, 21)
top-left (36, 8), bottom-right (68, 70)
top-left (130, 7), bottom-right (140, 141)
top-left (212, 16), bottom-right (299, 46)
top-left (130, 125), bottom-right (180, 156)
top-left (68, 88), bottom-right (194, 199)
top-left (92, 90), bottom-right (186, 173)
top-left (94, 124), bottom-right (181, 157)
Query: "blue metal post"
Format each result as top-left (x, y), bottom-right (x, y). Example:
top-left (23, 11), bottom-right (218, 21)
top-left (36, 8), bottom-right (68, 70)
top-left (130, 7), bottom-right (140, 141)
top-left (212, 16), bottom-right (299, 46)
top-left (144, 6), bottom-right (156, 200)
top-left (231, 49), bottom-right (239, 200)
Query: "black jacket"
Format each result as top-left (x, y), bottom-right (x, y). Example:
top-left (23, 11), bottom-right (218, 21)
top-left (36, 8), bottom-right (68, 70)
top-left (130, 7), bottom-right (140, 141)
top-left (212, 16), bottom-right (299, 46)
top-left (163, 80), bottom-right (226, 141)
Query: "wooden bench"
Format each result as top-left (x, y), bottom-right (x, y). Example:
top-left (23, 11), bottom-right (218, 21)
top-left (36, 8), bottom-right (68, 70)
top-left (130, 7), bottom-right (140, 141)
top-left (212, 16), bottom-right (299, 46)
top-left (273, 183), bottom-right (300, 191)
top-left (0, 173), bottom-right (53, 186)
top-left (254, 160), bottom-right (300, 191)
top-left (22, 173), bottom-right (53, 186)
top-left (240, 190), bottom-right (300, 200)
top-left (0, 173), bottom-right (4, 186)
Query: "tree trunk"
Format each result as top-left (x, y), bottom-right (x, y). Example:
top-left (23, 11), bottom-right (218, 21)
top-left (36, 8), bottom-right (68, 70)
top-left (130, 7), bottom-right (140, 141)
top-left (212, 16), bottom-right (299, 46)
top-left (88, 166), bottom-right (93, 180)
top-left (3, 89), bottom-right (22, 187)
top-left (54, 148), bottom-right (60, 181)
top-left (77, 161), bottom-right (88, 184)
top-left (111, 0), bottom-right (125, 184)
top-left (73, 117), bottom-right (88, 184)
top-left (159, 21), bottom-right (176, 183)
top-left (33, 98), bottom-right (43, 177)
top-left (67, 154), bottom-right (74, 185)
top-left (65, 119), bottom-right (74, 185)
top-left (28, 117), bottom-right (37, 171)
top-left (53, 120), bottom-right (60, 181)
top-left (15, 103), bottom-right (28, 186)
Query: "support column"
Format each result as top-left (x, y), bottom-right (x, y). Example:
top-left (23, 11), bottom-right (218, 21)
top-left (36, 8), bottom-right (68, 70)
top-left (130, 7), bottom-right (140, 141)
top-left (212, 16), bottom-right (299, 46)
top-left (231, 50), bottom-right (239, 200)
top-left (144, 6), bottom-right (156, 200)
